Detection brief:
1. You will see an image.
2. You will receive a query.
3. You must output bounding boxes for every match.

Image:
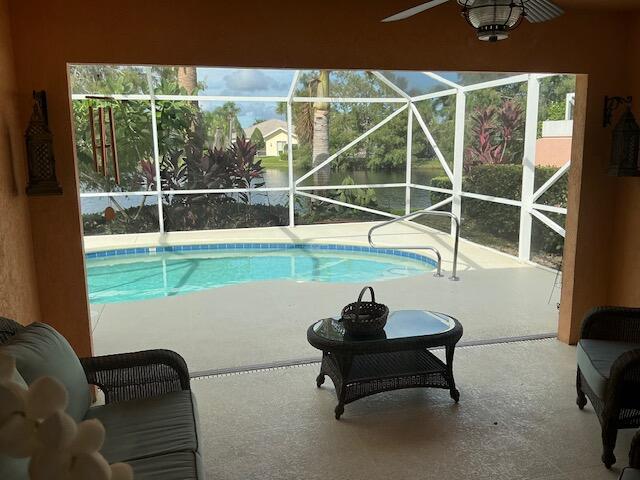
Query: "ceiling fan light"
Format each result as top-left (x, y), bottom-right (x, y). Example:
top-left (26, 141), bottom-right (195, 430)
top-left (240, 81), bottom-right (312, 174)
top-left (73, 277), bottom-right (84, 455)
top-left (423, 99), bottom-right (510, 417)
top-left (458, 0), bottom-right (526, 42)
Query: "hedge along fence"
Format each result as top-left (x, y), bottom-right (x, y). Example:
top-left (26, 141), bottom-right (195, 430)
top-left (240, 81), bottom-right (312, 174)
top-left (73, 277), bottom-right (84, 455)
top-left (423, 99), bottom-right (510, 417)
top-left (430, 164), bottom-right (568, 263)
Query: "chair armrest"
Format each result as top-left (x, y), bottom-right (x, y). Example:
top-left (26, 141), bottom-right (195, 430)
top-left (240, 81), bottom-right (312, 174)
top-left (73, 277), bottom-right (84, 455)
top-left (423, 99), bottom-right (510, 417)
top-left (631, 430), bottom-right (640, 469)
top-left (80, 349), bottom-right (190, 404)
top-left (604, 349), bottom-right (640, 419)
top-left (580, 307), bottom-right (640, 342)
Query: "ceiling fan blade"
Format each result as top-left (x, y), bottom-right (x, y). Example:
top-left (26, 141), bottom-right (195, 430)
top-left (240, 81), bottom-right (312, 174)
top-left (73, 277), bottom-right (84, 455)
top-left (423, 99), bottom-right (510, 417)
top-left (381, 0), bottom-right (450, 22)
top-left (524, 0), bottom-right (564, 23)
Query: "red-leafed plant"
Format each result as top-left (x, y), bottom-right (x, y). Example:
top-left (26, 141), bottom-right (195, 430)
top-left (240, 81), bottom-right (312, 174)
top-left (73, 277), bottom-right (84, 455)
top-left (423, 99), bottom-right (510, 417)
top-left (465, 100), bottom-right (524, 170)
top-left (160, 137), bottom-right (269, 230)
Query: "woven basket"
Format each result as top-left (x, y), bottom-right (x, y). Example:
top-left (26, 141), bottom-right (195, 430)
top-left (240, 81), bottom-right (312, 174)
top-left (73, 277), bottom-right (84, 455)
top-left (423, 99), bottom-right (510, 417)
top-left (341, 286), bottom-right (389, 336)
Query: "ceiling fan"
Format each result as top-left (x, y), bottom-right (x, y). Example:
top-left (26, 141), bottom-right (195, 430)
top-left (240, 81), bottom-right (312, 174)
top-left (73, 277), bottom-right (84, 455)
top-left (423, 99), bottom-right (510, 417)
top-left (382, 0), bottom-right (564, 42)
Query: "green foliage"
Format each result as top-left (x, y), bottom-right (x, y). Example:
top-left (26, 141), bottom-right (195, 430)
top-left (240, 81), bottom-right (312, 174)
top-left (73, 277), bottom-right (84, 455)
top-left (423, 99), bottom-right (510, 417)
top-left (429, 176), bottom-right (453, 206)
top-left (336, 176), bottom-right (377, 208)
top-left (412, 96), bottom-right (455, 167)
top-left (289, 71), bottom-right (411, 171)
top-left (430, 164), bottom-right (567, 262)
top-left (202, 102), bottom-right (243, 147)
top-left (250, 128), bottom-right (265, 150)
top-left (295, 175), bottom-right (380, 225)
top-left (538, 75), bottom-right (576, 130)
top-left (546, 101), bottom-right (566, 121)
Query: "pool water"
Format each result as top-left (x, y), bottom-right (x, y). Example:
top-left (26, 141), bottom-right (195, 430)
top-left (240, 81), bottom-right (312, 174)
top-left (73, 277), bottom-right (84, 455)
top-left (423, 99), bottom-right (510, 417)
top-left (86, 245), bottom-right (435, 304)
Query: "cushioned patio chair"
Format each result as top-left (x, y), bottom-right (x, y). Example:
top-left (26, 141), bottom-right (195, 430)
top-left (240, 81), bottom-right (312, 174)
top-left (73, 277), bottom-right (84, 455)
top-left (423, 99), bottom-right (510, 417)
top-left (0, 317), bottom-right (203, 479)
top-left (576, 307), bottom-right (640, 468)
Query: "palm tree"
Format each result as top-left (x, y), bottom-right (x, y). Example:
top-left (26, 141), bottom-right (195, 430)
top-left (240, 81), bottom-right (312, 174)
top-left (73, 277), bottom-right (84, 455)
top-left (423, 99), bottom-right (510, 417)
top-left (177, 66), bottom-right (205, 173)
top-left (276, 71), bottom-right (330, 184)
top-left (312, 70), bottom-right (330, 185)
top-left (177, 67), bottom-right (198, 94)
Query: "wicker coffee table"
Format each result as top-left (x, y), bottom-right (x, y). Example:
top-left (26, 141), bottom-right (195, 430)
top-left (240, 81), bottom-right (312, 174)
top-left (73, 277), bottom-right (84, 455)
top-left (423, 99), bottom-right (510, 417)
top-left (307, 310), bottom-right (463, 419)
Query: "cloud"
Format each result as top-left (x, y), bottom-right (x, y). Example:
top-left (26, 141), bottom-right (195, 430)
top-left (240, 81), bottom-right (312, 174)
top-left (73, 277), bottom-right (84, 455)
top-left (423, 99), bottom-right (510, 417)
top-left (223, 69), bottom-right (287, 94)
top-left (238, 103), bottom-right (284, 128)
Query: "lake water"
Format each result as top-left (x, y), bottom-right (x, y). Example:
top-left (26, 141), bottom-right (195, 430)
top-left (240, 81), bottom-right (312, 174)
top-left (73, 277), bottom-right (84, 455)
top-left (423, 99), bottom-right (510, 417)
top-left (81, 168), bottom-right (440, 215)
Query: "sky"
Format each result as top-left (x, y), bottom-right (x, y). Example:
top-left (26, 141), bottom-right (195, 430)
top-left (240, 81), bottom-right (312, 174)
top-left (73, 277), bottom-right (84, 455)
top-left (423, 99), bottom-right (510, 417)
top-left (197, 68), bottom-right (295, 127)
top-left (192, 67), bottom-right (509, 128)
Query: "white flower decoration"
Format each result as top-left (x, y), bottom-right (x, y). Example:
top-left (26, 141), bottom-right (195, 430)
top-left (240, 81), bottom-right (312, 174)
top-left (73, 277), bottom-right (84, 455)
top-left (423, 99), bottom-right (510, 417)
top-left (0, 353), bottom-right (133, 480)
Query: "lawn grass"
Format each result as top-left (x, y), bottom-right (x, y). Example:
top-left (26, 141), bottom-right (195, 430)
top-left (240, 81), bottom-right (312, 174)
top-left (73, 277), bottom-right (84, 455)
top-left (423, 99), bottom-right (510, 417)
top-left (258, 155), bottom-right (288, 168)
top-left (258, 157), bottom-right (445, 172)
top-left (413, 160), bottom-right (448, 172)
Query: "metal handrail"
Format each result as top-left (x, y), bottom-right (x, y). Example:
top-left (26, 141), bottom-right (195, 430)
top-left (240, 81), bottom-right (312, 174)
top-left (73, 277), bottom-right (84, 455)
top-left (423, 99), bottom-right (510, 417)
top-left (367, 210), bottom-right (460, 281)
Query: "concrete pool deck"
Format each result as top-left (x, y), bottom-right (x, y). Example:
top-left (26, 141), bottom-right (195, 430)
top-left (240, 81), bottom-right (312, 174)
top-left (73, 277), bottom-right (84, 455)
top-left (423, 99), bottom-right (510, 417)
top-left (85, 222), bottom-right (561, 372)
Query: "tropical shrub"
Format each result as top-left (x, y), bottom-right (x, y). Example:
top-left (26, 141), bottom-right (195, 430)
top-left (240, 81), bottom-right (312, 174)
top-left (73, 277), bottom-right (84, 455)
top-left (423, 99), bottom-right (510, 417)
top-left (295, 175), bottom-right (380, 225)
top-left (160, 137), bottom-right (279, 231)
top-left (465, 100), bottom-right (524, 170)
top-left (428, 164), bottom-right (567, 264)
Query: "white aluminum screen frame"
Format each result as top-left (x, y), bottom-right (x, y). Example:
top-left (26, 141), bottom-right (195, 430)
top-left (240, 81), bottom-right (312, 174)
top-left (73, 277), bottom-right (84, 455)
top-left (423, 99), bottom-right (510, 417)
top-left (72, 67), bottom-right (571, 262)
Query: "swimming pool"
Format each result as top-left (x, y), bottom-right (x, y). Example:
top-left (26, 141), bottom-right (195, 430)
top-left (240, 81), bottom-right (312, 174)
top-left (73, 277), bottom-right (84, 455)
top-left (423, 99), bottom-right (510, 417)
top-left (86, 243), bottom-right (436, 304)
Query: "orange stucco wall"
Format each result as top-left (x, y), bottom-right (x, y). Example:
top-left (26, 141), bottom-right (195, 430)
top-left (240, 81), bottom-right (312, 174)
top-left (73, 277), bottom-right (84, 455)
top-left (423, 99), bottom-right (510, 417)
top-left (536, 137), bottom-right (573, 168)
top-left (607, 13), bottom-right (640, 307)
top-left (4, 0), bottom-right (638, 351)
top-left (0, 0), bottom-right (40, 325)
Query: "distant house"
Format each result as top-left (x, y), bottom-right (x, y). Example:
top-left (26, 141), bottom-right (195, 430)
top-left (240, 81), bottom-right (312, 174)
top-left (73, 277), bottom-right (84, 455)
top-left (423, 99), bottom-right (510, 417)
top-left (244, 119), bottom-right (298, 157)
top-left (535, 93), bottom-right (574, 168)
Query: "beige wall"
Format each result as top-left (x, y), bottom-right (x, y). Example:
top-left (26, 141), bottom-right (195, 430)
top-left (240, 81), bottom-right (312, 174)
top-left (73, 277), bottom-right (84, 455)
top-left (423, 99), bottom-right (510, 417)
top-left (607, 12), bottom-right (640, 307)
top-left (5, 0), bottom-right (639, 352)
top-left (265, 130), bottom-right (295, 157)
top-left (0, 0), bottom-right (40, 325)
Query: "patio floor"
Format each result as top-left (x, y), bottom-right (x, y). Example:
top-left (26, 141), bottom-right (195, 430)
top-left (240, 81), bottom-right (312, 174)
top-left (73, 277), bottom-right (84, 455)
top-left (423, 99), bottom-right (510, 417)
top-left (192, 338), bottom-right (633, 480)
top-left (87, 222), bottom-right (561, 372)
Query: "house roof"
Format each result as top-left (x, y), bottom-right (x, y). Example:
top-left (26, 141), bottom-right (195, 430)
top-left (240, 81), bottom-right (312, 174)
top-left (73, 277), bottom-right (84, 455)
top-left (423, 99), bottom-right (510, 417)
top-left (244, 119), bottom-right (296, 140)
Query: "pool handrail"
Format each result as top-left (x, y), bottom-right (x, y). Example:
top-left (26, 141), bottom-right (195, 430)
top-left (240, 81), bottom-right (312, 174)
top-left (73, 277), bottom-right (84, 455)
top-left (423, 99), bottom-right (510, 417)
top-left (367, 210), bottom-right (460, 281)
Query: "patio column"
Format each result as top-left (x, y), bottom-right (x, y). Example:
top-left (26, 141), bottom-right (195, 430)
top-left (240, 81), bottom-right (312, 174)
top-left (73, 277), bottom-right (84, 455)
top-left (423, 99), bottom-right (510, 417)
top-left (147, 68), bottom-right (165, 234)
top-left (405, 105), bottom-right (413, 215)
top-left (451, 89), bottom-right (466, 236)
top-left (286, 71), bottom-right (300, 227)
top-left (518, 75), bottom-right (540, 261)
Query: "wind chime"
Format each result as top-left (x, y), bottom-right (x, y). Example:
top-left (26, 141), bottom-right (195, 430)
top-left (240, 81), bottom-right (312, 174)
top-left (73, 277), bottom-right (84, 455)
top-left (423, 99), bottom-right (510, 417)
top-left (88, 105), bottom-right (121, 185)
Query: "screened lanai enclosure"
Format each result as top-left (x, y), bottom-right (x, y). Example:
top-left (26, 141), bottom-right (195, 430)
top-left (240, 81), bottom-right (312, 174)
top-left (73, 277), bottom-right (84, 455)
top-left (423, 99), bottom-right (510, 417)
top-left (70, 66), bottom-right (574, 268)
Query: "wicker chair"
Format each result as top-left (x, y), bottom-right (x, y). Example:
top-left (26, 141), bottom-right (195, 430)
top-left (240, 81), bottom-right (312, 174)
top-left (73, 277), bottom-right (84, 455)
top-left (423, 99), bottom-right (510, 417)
top-left (576, 307), bottom-right (640, 469)
top-left (620, 431), bottom-right (640, 479)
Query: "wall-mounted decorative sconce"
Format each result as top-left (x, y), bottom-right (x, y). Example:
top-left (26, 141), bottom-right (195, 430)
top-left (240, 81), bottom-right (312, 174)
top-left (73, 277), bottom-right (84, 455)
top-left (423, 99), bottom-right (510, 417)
top-left (604, 96), bottom-right (640, 177)
top-left (25, 91), bottom-right (63, 195)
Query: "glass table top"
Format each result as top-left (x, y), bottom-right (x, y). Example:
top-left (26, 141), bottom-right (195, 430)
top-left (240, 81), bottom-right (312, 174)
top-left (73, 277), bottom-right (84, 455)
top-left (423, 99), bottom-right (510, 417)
top-left (313, 310), bottom-right (455, 342)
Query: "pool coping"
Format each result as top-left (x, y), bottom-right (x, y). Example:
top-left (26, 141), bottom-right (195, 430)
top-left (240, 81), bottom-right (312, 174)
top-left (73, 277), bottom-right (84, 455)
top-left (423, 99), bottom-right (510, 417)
top-left (85, 242), bottom-right (439, 267)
